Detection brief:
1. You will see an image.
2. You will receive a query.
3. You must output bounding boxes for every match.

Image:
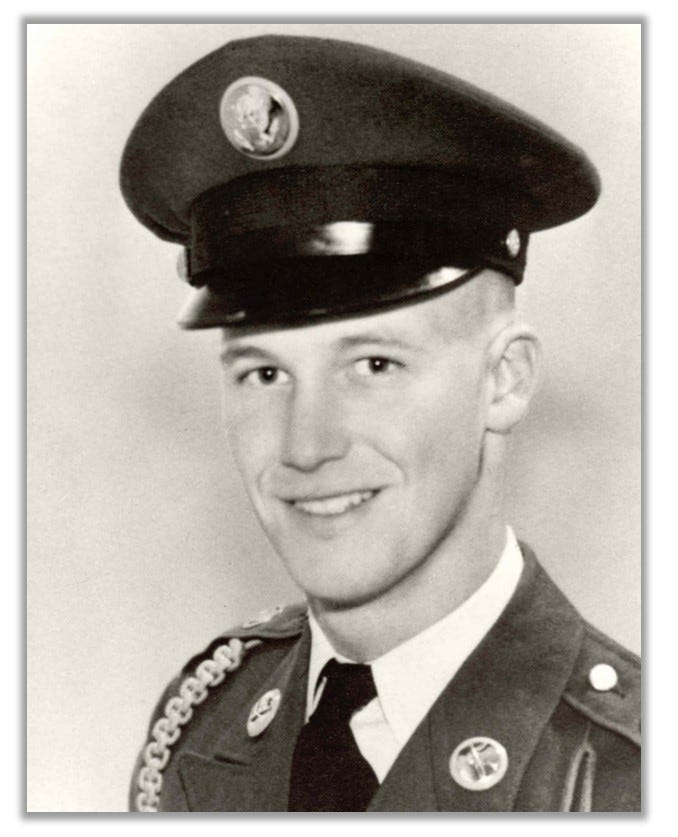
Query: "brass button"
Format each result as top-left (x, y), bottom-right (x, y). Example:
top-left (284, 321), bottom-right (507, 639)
top-left (589, 662), bottom-right (618, 692)
top-left (505, 228), bottom-right (521, 257)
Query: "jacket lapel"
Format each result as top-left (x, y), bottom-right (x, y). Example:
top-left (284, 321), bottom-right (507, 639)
top-left (176, 548), bottom-right (584, 812)
top-left (177, 626), bottom-right (310, 811)
top-left (371, 548), bottom-right (584, 811)
top-left (368, 712), bottom-right (440, 811)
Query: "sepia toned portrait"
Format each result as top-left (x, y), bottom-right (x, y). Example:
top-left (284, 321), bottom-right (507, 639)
top-left (27, 22), bottom-right (641, 813)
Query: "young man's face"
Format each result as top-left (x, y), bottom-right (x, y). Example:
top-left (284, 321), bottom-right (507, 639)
top-left (220, 272), bottom-right (501, 610)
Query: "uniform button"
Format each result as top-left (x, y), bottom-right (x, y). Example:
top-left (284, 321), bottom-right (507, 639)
top-left (246, 688), bottom-right (282, 737)
top-left (505, 228), bottom-right (521, 257)
top-left (449, 736), bottom-right (508, 791)
top-left (589, 662), bottom-right (618, 691)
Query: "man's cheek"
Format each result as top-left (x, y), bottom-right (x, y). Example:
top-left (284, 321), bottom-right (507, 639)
top-left (228, 420), bottom-right (277, 484)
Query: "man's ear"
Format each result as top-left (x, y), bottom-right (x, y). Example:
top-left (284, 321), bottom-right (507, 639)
top-left (485, 323), bottom-right (542, 433)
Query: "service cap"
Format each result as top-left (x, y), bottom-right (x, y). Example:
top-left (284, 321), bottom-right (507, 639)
top-left (120, 35), bottom-right (600, 329)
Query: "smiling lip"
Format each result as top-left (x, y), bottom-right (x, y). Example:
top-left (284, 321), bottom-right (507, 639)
top-left (286, 489), bottom-right (380, 517)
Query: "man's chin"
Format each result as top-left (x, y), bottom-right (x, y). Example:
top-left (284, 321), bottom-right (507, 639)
top-left (272, 546), bottom-right (401, 610)
top-left (303, 581), bottom-right (390, 612)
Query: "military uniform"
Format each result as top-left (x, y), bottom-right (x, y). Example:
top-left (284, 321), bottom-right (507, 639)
top-left (130, 545), bottom-right (639, 812)
top-left (121, 35), bottom-right (640, 813)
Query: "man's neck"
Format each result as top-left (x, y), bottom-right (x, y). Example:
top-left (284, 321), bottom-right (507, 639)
top-left (308, 503), bottom-right (507, 663)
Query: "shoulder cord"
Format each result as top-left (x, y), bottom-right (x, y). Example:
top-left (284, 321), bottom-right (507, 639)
top-left (135, 636), bottom-right (262, 812)
top-left (560, 722), bottom-right (597, 812)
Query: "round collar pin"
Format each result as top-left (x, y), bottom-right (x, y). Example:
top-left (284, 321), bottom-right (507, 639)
top-left (449, 736), bottom-right (508, 791)
top-left (246, 689), bottom-right (282, 737)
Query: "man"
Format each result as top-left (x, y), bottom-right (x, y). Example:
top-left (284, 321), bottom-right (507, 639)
top-left (121, 34), bottom-right (640, 812)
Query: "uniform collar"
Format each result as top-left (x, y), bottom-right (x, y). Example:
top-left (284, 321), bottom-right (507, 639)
top-left (306, 526), bottom-right (524, 745)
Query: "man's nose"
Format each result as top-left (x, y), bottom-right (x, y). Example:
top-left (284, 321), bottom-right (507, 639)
top-left (280, 383), bottom-right (350, 471)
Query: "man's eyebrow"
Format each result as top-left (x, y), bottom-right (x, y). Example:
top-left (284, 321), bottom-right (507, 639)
top-left (220, 333), bottom-right (419, 365)
top-left (219, 344), bottom-right (276, 366)
top-left (333, 333), bottom-right (417, 352)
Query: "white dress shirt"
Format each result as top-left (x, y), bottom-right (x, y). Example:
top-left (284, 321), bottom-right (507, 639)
top-left (306, 526), bottom-right (524, 782)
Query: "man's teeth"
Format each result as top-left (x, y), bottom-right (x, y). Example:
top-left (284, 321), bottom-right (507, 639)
top-left (293, 491), bottom-right (375, 516)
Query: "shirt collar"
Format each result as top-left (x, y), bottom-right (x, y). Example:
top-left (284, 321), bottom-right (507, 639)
top-left (306, 526), bottom-right (524, 743)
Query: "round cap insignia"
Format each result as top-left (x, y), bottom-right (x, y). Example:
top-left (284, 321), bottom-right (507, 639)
top-left (449, 736), bottom-right (509, 791)
top-left (246, 688), bottom-right (282, 737)
top-left (219, 76), bottom-right (299, 160)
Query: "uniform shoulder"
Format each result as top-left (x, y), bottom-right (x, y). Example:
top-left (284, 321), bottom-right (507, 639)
top-left (180, 601), bottom-right (308, 674)
top-left (562, 621), bottom-right (641, 747)
top-left (131, 602), bottom-right (307, 811)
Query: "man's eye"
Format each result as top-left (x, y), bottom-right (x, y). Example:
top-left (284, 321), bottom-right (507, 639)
top-left (239, 366), bottom-right (290, 386)
top-left (354, 357), bottom-right (401, 377)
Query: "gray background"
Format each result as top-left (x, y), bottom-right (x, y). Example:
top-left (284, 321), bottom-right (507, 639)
top-left (27, 22), bottom-right (641, 812)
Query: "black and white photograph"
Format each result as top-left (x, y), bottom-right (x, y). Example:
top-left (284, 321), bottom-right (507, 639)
top-left (27, 21), bottom-right (641, 813)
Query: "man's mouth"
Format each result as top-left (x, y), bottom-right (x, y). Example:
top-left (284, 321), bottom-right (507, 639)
top-left (289, 490), bottom-right (379, 517)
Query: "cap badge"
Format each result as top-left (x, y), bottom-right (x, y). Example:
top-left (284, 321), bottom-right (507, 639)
top-left (449, 736), bottom-right (509, 791)
top-left (505, 228), bottom-right (521, 258)
top-left (219, 76), bottom-right (299, 160)
top-left (246, 688), bottom-right (282, 737)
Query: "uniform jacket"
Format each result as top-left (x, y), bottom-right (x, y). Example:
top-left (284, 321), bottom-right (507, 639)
top-left (130, 546), bottom-right (641, 812)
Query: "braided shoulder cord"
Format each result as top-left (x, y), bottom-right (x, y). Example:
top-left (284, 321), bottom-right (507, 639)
top-left (135, 636), bottom-right (262, 812)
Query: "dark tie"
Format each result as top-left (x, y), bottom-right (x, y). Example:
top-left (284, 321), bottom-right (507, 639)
top-left (288, 659), bottom-right (379, 811)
